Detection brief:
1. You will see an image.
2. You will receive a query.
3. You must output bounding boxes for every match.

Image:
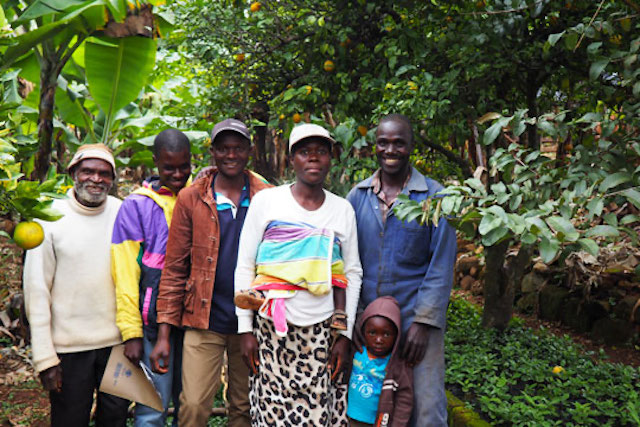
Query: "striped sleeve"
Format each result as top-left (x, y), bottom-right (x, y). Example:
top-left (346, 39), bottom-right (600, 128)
top-left (111, 198), bottom-right (144, 341)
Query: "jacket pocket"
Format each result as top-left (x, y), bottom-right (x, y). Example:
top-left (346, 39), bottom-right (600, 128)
top-left (398, 226), bottom-right (430, 265)
top-left (183, 280), bottom-right (195, 313)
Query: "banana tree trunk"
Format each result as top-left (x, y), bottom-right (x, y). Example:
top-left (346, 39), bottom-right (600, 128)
top-left (34, 46), bottom-right (58, 182)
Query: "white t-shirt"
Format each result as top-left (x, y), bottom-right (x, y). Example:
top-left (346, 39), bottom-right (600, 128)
top-left (235, 184), bottom-right (363, 339)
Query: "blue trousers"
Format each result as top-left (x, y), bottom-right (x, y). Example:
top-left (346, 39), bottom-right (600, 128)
top-left (409, 326), bottom-right (447, 427)
top-left (134, 329), bottom-right (183, 427)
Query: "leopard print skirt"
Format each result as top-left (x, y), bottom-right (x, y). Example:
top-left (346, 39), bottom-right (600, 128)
top-left (250, 317), bottom-right (348, 426)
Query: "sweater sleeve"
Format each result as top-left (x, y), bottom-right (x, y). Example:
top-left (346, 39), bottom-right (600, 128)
top-left (390, 362), bottom-right (414, 427)
top-left (111, 197), bottom-right (144, 342)
top-left (339, 204), bottom-right (363, 340)
top-left (23, 221), bottom-right (59, 373)
top-left (234, 192), bottom-right (267, 334)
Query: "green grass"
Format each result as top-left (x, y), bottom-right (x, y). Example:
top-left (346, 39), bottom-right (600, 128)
top-left (445, 296), bottom-right (640, 426)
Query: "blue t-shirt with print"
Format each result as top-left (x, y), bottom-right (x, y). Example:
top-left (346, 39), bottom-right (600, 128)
top-left (347, 347), bottom-right (390, 424)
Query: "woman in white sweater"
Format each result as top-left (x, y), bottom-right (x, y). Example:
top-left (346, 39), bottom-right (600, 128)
top-left (235, 124), bottom-right (362, 426)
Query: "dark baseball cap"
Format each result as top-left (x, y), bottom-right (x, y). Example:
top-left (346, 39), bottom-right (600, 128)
top-left (211, 119), bottom-right (251, 144)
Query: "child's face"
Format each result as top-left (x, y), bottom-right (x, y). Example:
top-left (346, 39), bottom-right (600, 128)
top-left (363, 316), bottom-right (397, 358)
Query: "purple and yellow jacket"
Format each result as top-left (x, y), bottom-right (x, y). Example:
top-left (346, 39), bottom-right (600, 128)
top-left (111, 178), bottom-right (183, 342)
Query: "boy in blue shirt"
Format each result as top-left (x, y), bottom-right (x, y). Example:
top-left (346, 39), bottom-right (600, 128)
top-left (348, 296), bottom-right (413, 427)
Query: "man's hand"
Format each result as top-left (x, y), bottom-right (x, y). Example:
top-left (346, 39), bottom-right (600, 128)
top-left (150, 323), bottom-right (172, 374)
top-left (124, 338), bottom-right (143, 366)
top-left (328, 335), bottom-right (351, 382)
top-left (240, 332), bottom-right (260, 375)
top-left (150, 337), bottom-right (170, 374)
top-left (39, 365), bottom-right (62, 392)
top-left (402, 322), bottom-right (433, 367)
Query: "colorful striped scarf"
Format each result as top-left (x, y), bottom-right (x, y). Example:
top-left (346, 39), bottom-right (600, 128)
top-left (251, 220), bottom-right (347, 335)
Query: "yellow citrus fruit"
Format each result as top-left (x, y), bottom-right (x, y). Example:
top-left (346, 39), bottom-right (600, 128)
top-left (13, 221), bottom-right (44, 250)
top-left (293, 113), bottom-right (302, 123)
top-left (357, 125), bottom-right (368, 137)
top-left (552, 366), bottom-right (564, 374)
top-left (323, 60), bottom-right (335, 72)
top-left (305, 85), bottom-right (312, 95)
top-left (234, 53), bottom-right (245, 63)
top-left (250, 2), bottom-right (261, 12)
top-left (279, 114), bottom-right (285, 120)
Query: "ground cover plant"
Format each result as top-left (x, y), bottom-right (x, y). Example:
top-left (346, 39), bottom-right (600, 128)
top-left (445, 296), bottom-right (640, 426)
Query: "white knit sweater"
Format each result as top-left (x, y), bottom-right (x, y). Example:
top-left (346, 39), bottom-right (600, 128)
top-left (23, 191), bottom-right (123, 372)
top-left (235, 184), bottom-right (363, 339)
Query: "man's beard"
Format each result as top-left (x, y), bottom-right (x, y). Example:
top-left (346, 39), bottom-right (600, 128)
top-left (74, 179), bottom-right (109, 206)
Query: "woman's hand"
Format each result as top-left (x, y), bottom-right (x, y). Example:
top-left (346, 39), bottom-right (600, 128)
top-left (240, 332), bottom-right (260, 374)
top-left (328, 335), bottom-right (351, 382)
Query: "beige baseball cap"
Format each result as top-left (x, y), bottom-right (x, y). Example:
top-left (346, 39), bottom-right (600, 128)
top-left (67, 143), bottom-right (116, 176)
top-left (289, 123), bottom-right (336, 152)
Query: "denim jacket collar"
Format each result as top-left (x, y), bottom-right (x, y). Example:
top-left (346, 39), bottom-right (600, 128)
top-left (355, 167), bottom-right (430, 193)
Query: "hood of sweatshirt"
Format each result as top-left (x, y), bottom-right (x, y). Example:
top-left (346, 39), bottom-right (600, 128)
top-left (353, 296), bottom-right (403, 358)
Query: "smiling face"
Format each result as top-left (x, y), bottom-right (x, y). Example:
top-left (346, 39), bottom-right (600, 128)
top-left (375, 119), bottom-right (413, 177)
top-left (155, 148), bottom-right (191, 194)
top-left (363, 315), bottom-right (397, 358)
top-left (72, 158), bottom-right (114, 207)
top-left (212, 131), bottom-right (251, 179)
top-left (290, 138), bottom-right (332, 187)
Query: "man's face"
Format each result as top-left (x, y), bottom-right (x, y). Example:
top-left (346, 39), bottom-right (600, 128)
top-left (375, 120), bottom-right (413, 176)
top-left (363, 316), bottom-right (397, 358)
top-left (212, 132), bottom-right (251, 179)
top-left (73, 158), bottom-right (114, 207)
top-left (154, 148), bottom-right (191, 194)
top-left (291, 138), bottom-right (332, 187)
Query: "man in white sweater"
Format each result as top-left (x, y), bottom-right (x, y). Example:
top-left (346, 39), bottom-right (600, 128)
top-left (23, 144), bottom-right (129, 427)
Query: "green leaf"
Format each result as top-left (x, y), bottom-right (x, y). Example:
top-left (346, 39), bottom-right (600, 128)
top-left (622, 188), bottom-right (640, 210)
top-left (589, 59), bottom-right (609, 81)
top-left (482, 226), bottom-right (509, 246)
top-left (620, 214), bottom-right (640, 225)
top-left (479, 214), bottom-right (502, 236)
top-left (14, 0), bottom-right (88, 24)
top-left (586, 198), bottom-right (604, 220)
top-left (578, 238), bottom-right (599, 257)
top-left (85, 36), bottom-right (157, 142)
top-left (599, 172), bottom-right (631, 192)
top-left (521, 232), bottom-right (537, 245)
top-left (464, 178), bottom-right (486, 195)
top-left (2, 21), bottom-right (67, 69)
top-left (539, 237), bottom-right (560, 263)
top-left (585, 225), bottom-right (620, 238)
top-left (546, 216), bottom-right (579, 242)
top-left (548, 31), bottom-right (565, 46)
top-left (483, 117), bottom-right (510, 145)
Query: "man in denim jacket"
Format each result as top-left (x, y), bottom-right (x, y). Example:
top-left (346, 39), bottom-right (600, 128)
top-left (347, 114), bottom-right (457, 427)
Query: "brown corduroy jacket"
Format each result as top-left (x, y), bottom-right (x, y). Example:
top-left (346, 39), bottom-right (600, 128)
top-left (156, 168), bottom-right (272, 330)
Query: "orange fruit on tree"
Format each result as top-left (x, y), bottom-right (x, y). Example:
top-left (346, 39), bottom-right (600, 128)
top-left (305, 85), bottom-right (312, 95)
top-left (279, 114), bottom-right (286, 120)
top-left (323, 60), bottom-right (335, 72)
top-left (293, 113), bottom-right (302, 123)
top-left (357, 125), bottom-right (368, 137)
top-left (13, 221), bottom-right (44, 250)
top-left (234, 53), bottom-right (245, 63)
top-left (250, 2), bottom-right (261, 12)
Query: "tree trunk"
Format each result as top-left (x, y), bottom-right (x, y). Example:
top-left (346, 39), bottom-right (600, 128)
top-left (482, 241), bottom-right (534, 330)
top-left (526, 73), bottom-right (539, 150)
top-left (34, 49), bottom-right (58, 182)
top-left (481, 239), bottom-right (511, 330)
